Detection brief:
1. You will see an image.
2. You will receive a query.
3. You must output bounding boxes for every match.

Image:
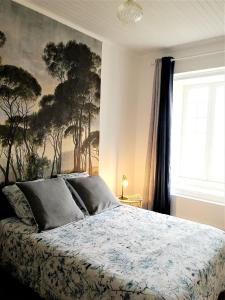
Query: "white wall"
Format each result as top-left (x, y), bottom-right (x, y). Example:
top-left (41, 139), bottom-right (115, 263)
top-left (168, 36), bottom-right (225, 74)
top-left (133, 37), bottom-right (225, 229)
top-left (172, 196), bottom-right (225, 230)
top-left (99, 42), bottom-right (139, 196)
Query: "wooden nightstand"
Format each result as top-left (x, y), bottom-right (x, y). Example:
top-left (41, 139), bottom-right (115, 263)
top-left (118, 194), bottom-right (143, 208)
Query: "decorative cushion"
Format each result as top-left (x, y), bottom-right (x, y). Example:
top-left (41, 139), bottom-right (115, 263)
top-left (2, 184), bottom-right (35, 226)
top-left (65, 181), bottom-right (89, 216)
top-left (17, 178), bottom-right (84, 231)
top-left (67, 176), bottom-right (120, 215)
top-left (0, 188), bottom-right (16, 220)
top-left (57, 172), bottom-right (89, 179)
top-left (57, 172), bottom-right (89, 216)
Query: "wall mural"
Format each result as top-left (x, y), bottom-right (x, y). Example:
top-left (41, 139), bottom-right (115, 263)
top-left (0, 0), bottom-right (102, 185)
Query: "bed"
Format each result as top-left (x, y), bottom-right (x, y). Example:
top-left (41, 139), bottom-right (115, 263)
top-left (0, 205), bottom-right (225, 300)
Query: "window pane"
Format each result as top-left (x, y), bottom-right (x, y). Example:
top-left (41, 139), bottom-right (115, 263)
top-left (179, 87), bottom-right (208, 179)
top-left (172, 70), bottom-right (225, 203)
top-left (208, 86), bottom-right (224, 183)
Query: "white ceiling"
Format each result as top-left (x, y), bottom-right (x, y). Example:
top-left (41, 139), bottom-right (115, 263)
top-left (14, 0), bottom-right (225, 52)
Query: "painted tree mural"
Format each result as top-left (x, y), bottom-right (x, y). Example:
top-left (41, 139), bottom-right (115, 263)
top-left (42, 41), bottom-right (101, 174)
top-left (0, 0), bottom-right (101, 185)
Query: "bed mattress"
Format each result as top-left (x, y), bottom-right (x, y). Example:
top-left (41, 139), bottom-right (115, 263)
top-left (0, 205), bottom-right (225, 300)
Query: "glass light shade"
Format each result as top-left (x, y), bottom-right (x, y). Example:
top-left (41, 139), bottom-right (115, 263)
top-left (122, 175), bottom-right (128, 188)
top-left (117, 0), bottom-right (143, 24)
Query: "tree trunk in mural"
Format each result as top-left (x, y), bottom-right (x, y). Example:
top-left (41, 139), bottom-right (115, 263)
top-left (51, 153), bottom-right (56, 177)
top-left (57, 137), bottom-right (62, 174)
top-left (10, 157), bottom-right (18, 182)
top-left (78, 100), bottom-right (85, 172)
top-left (88, 111), bottom-right (92, 175)
top-left (15, 146), bottom-right (23, 180)
top-left (84, 126), bottom-right (88, 171)
top-left (0, 164), bottom-right (6, 178)
top-left (5, 142), bottom-right (13, 185)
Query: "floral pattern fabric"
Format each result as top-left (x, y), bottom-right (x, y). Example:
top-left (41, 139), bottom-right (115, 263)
top-left (0, 206), bottom-right (225, 300)
top-left (2, 184), bottom-right (36, 226)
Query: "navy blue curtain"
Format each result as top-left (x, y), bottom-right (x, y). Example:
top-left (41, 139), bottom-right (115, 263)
top-left (152, 57), bottom-right (174, 215)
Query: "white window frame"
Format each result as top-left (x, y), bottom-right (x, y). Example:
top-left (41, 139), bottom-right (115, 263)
top-left (171, 68), bottom-right (225, 205)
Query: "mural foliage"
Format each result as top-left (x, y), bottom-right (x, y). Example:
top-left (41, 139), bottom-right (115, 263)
top-left (0, 0), bottom-right (102, 185)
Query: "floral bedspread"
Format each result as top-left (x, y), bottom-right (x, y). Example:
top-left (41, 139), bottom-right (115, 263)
top-left (0, 205), bottom-right (225, 300)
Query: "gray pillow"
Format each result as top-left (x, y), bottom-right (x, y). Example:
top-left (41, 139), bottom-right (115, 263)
top-left (65, 181), bottom-right (89, 216)
top-left (2, 184), bottom-right (35, 226)
top-left (67, 176), bottom-right (120, 215)
top-left (57, 172), bottom-right (90, 216)
top-left (17, 178), bottom-right (84, 231)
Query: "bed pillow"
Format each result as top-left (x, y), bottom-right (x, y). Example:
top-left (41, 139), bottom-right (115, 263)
top-left (2, 184), bottom-right (35, 226)
top-left (65, 181), bottom-right (89, 216)
top-left (57, 172), bottom-right (89, 215)
top-left (17, 178), bottom-right (84, 231)
top-left (67, 176), bottom-right (120, 215)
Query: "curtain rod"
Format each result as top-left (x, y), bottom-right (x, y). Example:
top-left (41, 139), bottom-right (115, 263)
top-left (171, 49), bottom-right (225, 62)
top-left (151, 49), bottom-right (225, 65)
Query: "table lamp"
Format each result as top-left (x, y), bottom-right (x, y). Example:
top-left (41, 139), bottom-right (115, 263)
top-left (119, 175), bottom-right (128, 199)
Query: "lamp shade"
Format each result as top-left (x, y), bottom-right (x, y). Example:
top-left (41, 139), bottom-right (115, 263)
top-left (122, 175), bottom-right (128, 188)
top-left (117, 0), bottom-right (143, 24)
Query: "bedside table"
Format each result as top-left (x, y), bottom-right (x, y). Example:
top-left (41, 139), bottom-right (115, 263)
top-left (118, 194), bottom-right (143, 208)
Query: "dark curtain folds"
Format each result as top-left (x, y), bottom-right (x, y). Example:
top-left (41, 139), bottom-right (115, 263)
top-left (152, 57), bottom-right (174, 214)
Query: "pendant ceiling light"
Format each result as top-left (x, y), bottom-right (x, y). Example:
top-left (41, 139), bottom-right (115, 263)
top-left (117, 0), bottom-right (143, 24)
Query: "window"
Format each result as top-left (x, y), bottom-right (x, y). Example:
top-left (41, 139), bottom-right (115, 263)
top-left (171, 68), bottom-right (225, 204)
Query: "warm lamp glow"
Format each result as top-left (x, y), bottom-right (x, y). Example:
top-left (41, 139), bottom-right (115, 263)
top-left (122, 175), bottom-right (128, 188)
top-left (119, 175), bottom-right (128, 199)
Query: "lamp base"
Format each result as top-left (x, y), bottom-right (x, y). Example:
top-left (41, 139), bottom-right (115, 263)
top-left (118, 196), bottom-right (128, 200)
